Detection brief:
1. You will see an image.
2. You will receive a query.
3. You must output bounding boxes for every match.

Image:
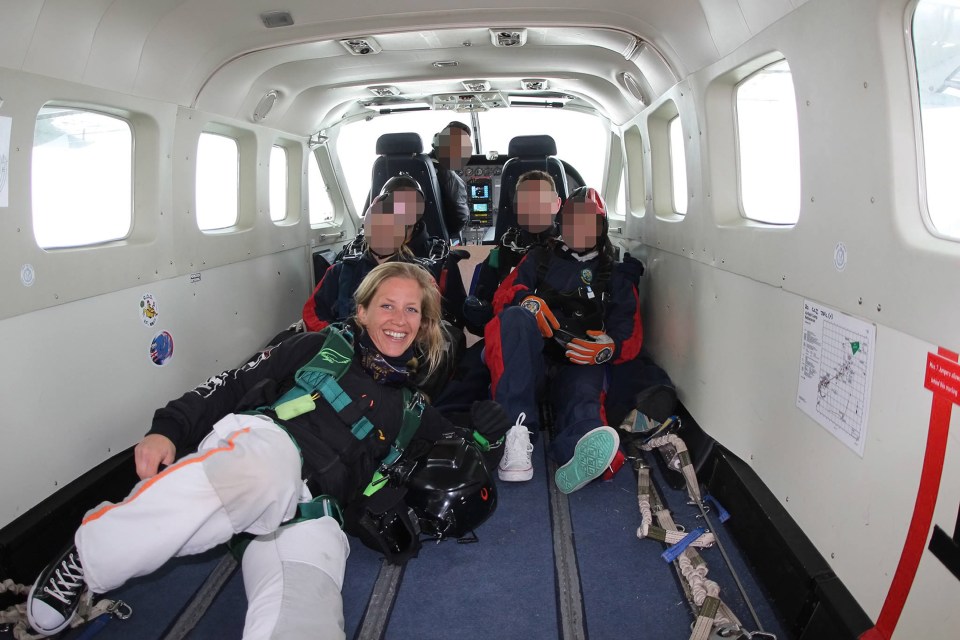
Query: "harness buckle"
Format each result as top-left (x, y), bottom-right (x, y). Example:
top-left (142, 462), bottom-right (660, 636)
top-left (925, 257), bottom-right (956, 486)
top-left (106, 600), bottom-right (133, 620)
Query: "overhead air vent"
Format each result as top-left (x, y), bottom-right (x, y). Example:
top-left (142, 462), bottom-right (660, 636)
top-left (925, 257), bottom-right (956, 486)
top-left (368, 85), bottom-right (400, 97)
top-left (619, 72), bottom-right (648, 105)
top-left (339, 37), bottom-right (382, 56)
top-left (252, 90), bottom-right (279, 122)
top-left (260, 11), bottom-right (294, 28)
top-left (462, 80), bottom-right (491, 92)
top-left (490, 29), bottom-right (527, 47)
top-left (521, 78), bottom-right (549, 91)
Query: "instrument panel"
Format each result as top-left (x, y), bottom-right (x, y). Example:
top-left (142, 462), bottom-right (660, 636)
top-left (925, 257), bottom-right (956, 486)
top-left (461, 164), bottom-right (503, 228)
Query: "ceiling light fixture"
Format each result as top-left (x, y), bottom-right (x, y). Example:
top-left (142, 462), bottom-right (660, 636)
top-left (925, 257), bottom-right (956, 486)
top-left (339, 38), bottom-right (382, 55)
top-left (368, 85), bottom-right (400, 97)
top-left (260, 11), bottom-right (293, 28)
top-left (462, 80), bottom-right (491, 92)
top-left (521, 78), bottom-right (549, 91)
top-left (252, 90), bottom-right (279, 122)
top-left (490, 29), bottom-right (527, 47)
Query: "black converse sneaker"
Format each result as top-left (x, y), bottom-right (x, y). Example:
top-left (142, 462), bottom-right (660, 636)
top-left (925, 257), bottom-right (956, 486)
top-left (27, 544), bottom-right (86, 636)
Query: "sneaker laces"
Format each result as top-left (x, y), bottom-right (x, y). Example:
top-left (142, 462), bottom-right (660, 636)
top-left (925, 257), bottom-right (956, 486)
top-left (44, 551), bottom-right (83, 606)
top-left (502, 413), bottom-right (533, 465)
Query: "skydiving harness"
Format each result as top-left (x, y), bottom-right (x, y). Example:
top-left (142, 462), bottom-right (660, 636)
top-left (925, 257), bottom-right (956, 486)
top-left (0, 579), bottom-right (131, 639)
top-left (268, 324), bottom-right (426, 501)
top-left (532, 246), bottom-right (614, 345)
top-left (622, 411), bottom-right (776, 640)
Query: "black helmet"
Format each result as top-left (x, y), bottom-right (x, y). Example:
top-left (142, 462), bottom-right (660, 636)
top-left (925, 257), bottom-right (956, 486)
top-left (403, 438), bottom-right (497, 540)
top-left (379, 174), bottom-right (424, 199)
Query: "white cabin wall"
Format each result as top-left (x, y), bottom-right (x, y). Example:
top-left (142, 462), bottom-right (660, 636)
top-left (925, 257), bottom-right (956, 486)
top-left (0, 63), bottom-right (347, 529)
top-left (0, 248), bottom-right (310, 528)
top-left (629, 0), bottom-right (960, 635)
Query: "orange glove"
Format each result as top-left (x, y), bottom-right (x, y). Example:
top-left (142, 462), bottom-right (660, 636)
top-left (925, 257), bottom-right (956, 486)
top-left (520, 295), bottom-right (560, 338)
top-left (565, 330), bottom-right (615, 365)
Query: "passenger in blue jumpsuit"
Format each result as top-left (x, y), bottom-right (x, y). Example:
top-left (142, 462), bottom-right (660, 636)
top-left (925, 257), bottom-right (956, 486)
top-left (301, 175), bottom-right (466, 397)
top-left (484, 187), bottom-right (643, 493)
top-left (462, 169), bottom-right (561, 334)
top-left (432, 170), bottom-right (561, 415)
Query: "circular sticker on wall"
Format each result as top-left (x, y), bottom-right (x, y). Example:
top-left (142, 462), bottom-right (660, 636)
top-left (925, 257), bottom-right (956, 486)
top-left (150, 330), bottom-right (174, 366)
top-left (140, 293), bottom-right (159, 326)
top-left (20, 263), bottom-right (36, 287)
top-left (833, 242), bottom-right (848, 272)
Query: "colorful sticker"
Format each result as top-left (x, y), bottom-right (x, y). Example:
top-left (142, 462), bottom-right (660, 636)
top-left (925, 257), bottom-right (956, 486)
top-left (140, 293), bottom-right (159, 326)
top-left (580, 268), bottom-right (593, 284)
top-left (150, 330), bottom-right (174, 366)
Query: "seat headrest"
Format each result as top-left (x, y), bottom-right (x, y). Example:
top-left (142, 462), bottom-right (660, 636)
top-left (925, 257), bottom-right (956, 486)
top-left (507, 135), bottom-right (558, 157)
top-left (376, 132), bottom-right (423, 155)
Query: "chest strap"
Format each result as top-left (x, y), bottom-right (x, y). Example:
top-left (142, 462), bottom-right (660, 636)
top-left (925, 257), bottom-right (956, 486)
top-left (269, 325), bottom-right (378, 440)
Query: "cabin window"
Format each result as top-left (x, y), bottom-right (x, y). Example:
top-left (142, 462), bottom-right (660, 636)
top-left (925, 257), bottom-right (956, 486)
top-left (668, 116), bottom-right (688, 215)
top-left (308, 150), bottom-right (334, 225)
top-left (605, 133), bottom-right (626, 220)
top-left (269, 145), bottom-right (288, 222)
top-left (196, 132), bottom-right (239, 230)
top-left (912, 0), bottom-right (960, 239)
top-left (614, 166), bottom-right (627, 219)
top-left (623, 125), bottom-right (646, 217)
top-left (478, 108), bottom-right (607, 190)
top-left (336, 111), bottom-right (455, 214)
top-left (32, 107), bottom-right (132, 249)
top-left (735, 59), bottom-right (800, 224)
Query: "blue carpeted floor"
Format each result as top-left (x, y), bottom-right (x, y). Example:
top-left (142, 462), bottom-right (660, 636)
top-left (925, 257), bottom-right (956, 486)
top-left (5, 440), bottom-right (789, 640)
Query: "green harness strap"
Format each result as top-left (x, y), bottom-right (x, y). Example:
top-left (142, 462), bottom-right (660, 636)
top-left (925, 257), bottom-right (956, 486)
top-left (265, 324), bottom-right (427, 498)
top-left (270, 326), bottom-right (377, 440)
top-left (363, 388), bottom-right (424, 496)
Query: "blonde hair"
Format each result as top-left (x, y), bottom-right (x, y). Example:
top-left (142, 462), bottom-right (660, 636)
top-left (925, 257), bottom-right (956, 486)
top-left (352, 261), bottom-right (445, 378)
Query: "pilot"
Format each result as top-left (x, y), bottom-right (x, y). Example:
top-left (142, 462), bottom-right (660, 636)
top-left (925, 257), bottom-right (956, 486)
top-left (26, 262), bottom-right (510, 640)
top-left (484, 187), bottom-right (643, 492)
top-left (429, 120), bottom-right (473, 241)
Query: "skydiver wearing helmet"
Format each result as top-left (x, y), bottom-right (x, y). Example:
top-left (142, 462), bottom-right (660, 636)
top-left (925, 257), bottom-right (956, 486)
top-left (484, 187), bottom-right (644, 493)
top-left (25, 262), bottom-right (508, 640)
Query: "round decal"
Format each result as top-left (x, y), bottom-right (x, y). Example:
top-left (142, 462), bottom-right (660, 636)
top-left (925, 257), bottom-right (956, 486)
top-left (20, 263), bottom-right (35, 287)
top-left (140, 293), bottom-right (159, 326)
top-left (833, 242), bottom-right (847, 272)
top-left (580, 268), bottom-right (593, 284)
top-left (150, 330), bottom-right (174, 366)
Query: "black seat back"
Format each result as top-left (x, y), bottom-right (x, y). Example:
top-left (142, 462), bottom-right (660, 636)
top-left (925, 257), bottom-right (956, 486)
top-left (370, 132), bottom-right (449, 242)
top-left (494, 135), bottom-right (569, 239)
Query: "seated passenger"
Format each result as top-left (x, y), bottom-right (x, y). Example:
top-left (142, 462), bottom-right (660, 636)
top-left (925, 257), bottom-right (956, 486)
top-left (429, 121), bottom-right (473, 241)
top-left (463, 169), bottom-right (561, 333)
top-left (484, 187), bottom-right (643, 492)
top-left (303, 175), bottom-right (466, 334)
top-left (431, 170), bottom-right (561, 415)
top-left (26, 262), bottom-right (510, 640)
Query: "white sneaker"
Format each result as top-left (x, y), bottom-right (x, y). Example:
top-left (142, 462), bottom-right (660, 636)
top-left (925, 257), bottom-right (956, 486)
top-left (498, 413), bottom-right (534, 482)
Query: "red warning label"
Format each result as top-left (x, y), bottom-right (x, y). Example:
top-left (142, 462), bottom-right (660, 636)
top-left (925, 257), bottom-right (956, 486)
top-left (925, 352), bottom-right (960, 406)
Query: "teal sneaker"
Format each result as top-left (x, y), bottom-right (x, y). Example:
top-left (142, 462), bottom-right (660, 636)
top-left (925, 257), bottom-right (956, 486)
top-left (554, 426), bottom-right (620, 494)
